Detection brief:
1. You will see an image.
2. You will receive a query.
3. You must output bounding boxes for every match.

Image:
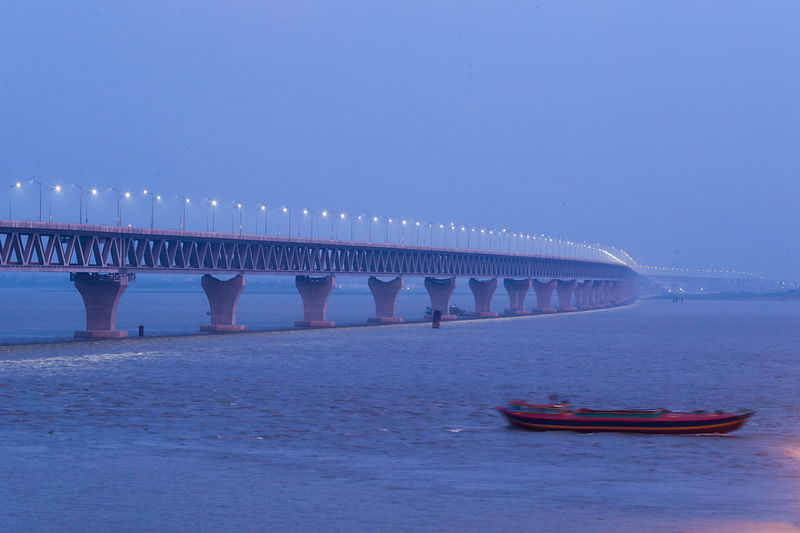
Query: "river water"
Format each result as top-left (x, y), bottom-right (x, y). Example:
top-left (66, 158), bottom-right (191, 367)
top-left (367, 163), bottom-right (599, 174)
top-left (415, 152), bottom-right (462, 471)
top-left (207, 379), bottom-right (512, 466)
top-left (1, 293), bottom-right (799, 532)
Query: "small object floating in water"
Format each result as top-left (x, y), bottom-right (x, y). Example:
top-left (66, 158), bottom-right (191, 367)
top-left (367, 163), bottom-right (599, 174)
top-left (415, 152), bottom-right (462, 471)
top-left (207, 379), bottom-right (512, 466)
top-left (497, 400), bottom-right (754, 435)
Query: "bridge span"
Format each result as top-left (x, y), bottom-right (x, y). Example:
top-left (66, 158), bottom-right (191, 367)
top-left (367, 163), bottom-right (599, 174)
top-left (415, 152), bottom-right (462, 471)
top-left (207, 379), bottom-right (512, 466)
top-left (0, 220), bottom-right (641, 337)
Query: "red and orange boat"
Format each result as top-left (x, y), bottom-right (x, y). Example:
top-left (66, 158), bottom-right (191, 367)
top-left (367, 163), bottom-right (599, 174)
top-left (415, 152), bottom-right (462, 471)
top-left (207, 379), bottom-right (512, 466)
top-left (497, 400), bottom-right (754, 435)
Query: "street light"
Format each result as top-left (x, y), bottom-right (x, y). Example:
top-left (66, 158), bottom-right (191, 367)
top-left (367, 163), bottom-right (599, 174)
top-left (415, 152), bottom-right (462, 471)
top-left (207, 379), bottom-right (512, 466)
top-left (401, 219), bottom-right (407, 243)
top-left (110, 187), bottom-right (122, 226)
top-left (340, 212), bottom-right (350, 240)
top-left (232, 202), bottom-right (243, 234)
top-left (322, 210), bottom-right (333, 240)
top-left (280, 206), bottom-right (291, 237)
top-left (48, 185), bottom-right (62, 222)
top-left (415, 221), bottom-right (421, 245)
top-left (143, 189), bottom-right (160, 229)
top-left (84, 188), bottom-right (98, 224)
top-left (209, 199), bottom-right (218, 232)
top-left (178, 195), bottom-right (190, 230)
top-left (8, 181), bottom-right (21, 220)
top-left (32, 180), bottom-right (42, 221)
top-left (258, 204), bottom-right (267, 235)
top-left (302, 208), bottom-right (314, 239)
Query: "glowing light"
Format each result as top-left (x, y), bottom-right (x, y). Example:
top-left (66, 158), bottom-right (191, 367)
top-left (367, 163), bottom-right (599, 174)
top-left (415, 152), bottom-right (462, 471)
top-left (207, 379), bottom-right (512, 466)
top-left (303, 209), bottom-right (308, 215)
top-left (15, 182), bottom-right (21, 188)
top-left (261, 205), bottom-right (266, 211)
top-left (55, 185), bottom-right (62, 192)
top-left (91, 189), bottom-right (98, 195)
top-left (237, 203), bottom-right (242, 208)
top-left (212, 200), bottom-right (218, 207)
top-left (322, 210), bottom-right (327, 217)
top-left (340, 213), bottom-right (345, 219)
top-left (124, 191), bottom-right (130, 198)
top-left (186, 198), bottom-right (190, 203)
top-left (156, 195), bottom-right (161, 200)
top-left (282, 207), bottom-right (287, 213)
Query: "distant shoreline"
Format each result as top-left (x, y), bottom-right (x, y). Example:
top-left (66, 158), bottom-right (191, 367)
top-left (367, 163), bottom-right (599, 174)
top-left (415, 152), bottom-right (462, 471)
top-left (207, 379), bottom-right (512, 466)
top-left (651, 291), bottom-right (800, 301)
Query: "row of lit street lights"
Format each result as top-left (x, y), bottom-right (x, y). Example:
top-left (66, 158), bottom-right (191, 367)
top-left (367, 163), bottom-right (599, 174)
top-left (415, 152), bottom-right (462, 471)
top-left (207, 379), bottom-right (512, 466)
top-left (6, 180), bottom-right (629, 264)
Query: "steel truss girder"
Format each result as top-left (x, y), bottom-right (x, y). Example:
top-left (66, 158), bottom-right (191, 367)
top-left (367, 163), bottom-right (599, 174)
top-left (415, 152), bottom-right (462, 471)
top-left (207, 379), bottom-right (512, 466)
top-left (0, 221), bottom-right (638, 281)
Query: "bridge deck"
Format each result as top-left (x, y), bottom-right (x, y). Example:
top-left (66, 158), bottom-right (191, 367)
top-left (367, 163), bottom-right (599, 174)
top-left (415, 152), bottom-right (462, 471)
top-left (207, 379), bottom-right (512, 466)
top-left (0, 221), bottom-right (638, 280)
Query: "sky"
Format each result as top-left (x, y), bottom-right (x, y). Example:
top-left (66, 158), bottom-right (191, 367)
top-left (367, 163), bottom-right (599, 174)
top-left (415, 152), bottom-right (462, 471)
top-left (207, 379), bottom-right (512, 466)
top-left (1, 2), bottom-right (798, 280)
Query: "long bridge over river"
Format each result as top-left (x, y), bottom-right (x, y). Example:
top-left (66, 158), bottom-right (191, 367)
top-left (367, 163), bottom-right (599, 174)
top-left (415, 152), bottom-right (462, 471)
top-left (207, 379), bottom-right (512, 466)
top-left (0, 220), bottom-right (640, 337)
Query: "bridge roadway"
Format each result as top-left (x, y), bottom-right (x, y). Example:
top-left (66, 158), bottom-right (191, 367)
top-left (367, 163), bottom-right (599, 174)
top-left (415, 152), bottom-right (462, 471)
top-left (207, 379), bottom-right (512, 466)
top-left (0, 220), bottom-right (641, 337)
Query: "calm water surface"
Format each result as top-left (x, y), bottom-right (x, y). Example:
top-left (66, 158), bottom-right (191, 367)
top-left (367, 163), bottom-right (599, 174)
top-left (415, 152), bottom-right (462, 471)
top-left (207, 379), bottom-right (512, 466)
top-left (1, 297), bottom-right (799, 532)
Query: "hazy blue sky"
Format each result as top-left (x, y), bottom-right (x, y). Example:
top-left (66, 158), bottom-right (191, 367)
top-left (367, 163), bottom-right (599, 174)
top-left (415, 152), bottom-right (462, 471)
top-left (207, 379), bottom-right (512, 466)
top-left (2, 2), bottom-right (798, 279)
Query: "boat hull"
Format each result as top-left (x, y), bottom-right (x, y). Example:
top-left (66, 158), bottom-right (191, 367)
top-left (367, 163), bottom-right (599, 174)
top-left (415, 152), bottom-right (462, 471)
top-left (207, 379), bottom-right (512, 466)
top-left (497, 407), bottom-right (753, 435)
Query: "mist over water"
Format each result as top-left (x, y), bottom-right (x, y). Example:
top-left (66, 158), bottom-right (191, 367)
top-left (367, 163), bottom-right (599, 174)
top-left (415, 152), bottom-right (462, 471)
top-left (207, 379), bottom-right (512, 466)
top-left (1, 296), bottom-right (798, 532)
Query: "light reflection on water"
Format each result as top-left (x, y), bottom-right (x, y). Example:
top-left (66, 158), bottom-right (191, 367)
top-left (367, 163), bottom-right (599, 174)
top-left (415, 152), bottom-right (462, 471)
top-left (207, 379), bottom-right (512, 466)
top-left (0, 297), bottom-right (798, 532)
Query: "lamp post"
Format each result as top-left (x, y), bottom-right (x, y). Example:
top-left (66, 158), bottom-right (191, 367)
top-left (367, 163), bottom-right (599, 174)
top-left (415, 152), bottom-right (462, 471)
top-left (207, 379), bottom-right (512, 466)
top-left (143, 189), bottom-right (160, 229)
top-left (32, 180), bottom-right (42, 222)
top-left (302, 208), bottom-right (314, 239)
top-left (85, 188), bottom-right (98, 224)
top-left (280, 206), bottom-right (291, 237)
top-left (48, 185), bottom-right (62, 222)
top-left (340, 213), bottom-right (349, 240)
top-left (8, 181), bottom-right (21, 219)
top-left (232, 202), bottom-right (243, 235)
top-left (110, 187), bottom-right (122, 226)
top-left (384, 217), bottom-right (390, 243)
top-left (178, 195), bottom-right (190, 230)
top-left (210, 200), bottom-right (218, 232)
top-left (258, 204), bottom-right (267, 235)
top-left (322, 210), bottom-right (333, 240)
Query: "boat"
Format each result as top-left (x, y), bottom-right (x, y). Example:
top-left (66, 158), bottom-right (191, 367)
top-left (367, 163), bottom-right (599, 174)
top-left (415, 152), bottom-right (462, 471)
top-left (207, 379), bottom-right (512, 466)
top-left (497, 400), bottom-right (754, 434)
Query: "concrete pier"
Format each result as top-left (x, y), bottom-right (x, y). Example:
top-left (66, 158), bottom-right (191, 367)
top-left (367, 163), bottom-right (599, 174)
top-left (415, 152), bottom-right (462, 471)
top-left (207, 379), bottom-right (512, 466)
top-left (556, 279), bottom-right (578, 312)
top-left (295, 275), bottom-right (336, 328)
top-left (201, 274), bottom-right (246, 332)
top-left (579, 280), bottom-right (594, 309)
top-left (73, 273), bottom-right (130, 338)
top-left (367, 276), bottom-right (404, 324)
top-left (593, 280), bottom-right (607, 308)
top-left (469, 278), bottom-right (499, 317)
top-left (424, 277), bottom-right (457, 321)
top-left (532, 279), bottom-right (557, 313)
top-left (503, 278), bottom-right (532, 315)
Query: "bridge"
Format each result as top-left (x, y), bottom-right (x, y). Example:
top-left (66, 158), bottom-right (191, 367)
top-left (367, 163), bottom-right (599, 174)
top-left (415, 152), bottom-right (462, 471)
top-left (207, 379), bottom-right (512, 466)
top-left (0, 219), bottom-right (640, 337)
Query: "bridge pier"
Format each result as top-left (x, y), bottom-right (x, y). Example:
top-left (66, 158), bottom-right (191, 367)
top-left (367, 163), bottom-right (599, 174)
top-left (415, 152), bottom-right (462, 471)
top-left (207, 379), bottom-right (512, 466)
top-left (424, 277), bottom-right (457, 320)
top-left (73, 273), bottom-right (130, 338)
top-left (576, 280), bottom-right (592, 309)
top-left (593, 280), bottom-right (608, 308)
top-left (295, 275), bottom-right (335, 328)
top-left (201, 274), bottom-right (246, 332)
top-left (367, 276), bottom-right (404, 324)
top-left (532, 279), bottom-right (557, 313)
top-left (556, 279), bottom-right (578, 312)
top-left (469, 278), bottom-right (499, 317)
top-left (607, 281), bottom-right (622, 305)
top-left (503, 278), bottom-right (532, 315)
